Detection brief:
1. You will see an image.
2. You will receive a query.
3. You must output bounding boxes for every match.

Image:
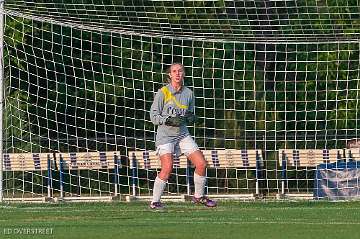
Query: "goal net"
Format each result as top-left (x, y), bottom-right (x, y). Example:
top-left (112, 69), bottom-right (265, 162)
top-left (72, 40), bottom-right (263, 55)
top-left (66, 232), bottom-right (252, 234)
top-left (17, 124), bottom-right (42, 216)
top-left (1, 0), bottom-right (360, 201)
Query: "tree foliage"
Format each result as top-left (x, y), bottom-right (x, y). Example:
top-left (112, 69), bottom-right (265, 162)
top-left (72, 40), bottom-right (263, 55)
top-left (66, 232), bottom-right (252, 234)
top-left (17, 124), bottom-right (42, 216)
top-left (3, 0), bottom-right (360, 152)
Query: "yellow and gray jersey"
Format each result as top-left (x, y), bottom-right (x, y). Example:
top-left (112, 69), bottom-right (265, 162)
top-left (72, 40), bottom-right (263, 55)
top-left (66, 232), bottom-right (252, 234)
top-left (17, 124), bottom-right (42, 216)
top-left (150, 84), bottom-right (194, 147)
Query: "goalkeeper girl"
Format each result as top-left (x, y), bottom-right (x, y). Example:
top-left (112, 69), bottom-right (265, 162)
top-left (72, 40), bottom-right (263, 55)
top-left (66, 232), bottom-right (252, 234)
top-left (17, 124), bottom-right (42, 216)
top-left (149, 63), bottom-right (216, 209)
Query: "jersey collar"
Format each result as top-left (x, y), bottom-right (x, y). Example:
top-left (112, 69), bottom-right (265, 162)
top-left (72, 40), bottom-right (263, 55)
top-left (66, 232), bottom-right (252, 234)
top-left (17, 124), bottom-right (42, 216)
top-left (167, 83), bottom-right (183, 94)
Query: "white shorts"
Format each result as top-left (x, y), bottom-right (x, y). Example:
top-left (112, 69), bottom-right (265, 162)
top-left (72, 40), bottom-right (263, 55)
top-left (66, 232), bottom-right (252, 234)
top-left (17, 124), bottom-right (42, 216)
top-left (156, 136), bottom-right (199, 157)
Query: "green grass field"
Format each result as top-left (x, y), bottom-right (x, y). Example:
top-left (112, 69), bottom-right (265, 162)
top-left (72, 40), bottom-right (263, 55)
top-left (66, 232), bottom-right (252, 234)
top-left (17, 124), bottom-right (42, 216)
top-left (1, 201), bottom-right (360, 239)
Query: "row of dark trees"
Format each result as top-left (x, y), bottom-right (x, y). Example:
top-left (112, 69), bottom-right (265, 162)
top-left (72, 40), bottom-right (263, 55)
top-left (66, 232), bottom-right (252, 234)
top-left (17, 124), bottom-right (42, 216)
top-left (3, 0), bottom-right (360, 155)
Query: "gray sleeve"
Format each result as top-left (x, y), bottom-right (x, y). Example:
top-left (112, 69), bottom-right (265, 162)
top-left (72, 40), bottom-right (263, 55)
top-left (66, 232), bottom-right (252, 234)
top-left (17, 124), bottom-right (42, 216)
top-left (188, 91), bottom-right (195, 114)
top-left (150, 89), bottom-right (168, 125)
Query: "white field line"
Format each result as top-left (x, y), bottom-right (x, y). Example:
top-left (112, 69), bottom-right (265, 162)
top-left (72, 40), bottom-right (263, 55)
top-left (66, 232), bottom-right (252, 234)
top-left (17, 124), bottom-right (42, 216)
top-left (6, 206), bottom-right (360, 211)
top-left (161, 221), bottom-right (360, 225)
top-left (142, 217), bottom-right (360, 225)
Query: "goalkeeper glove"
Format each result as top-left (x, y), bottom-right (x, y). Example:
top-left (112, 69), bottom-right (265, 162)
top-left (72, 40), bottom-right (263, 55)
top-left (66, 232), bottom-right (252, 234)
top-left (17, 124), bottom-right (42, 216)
top-left (165, 115), bottom-right (186, 127)
top-left (184, 112), bottom-right (197, 125)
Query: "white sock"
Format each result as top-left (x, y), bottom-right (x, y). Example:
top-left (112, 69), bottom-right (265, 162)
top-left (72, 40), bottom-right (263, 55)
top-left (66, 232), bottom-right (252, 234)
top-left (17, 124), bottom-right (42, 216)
top-left (194, 173), bottom-right (206, 198)
top-left (151, 176), bottom-right (167, 203)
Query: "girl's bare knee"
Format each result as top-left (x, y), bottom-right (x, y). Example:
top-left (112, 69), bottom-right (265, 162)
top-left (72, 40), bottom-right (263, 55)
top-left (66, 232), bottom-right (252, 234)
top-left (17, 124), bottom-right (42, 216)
top-left (159, 167), bottom-right (172, 181)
